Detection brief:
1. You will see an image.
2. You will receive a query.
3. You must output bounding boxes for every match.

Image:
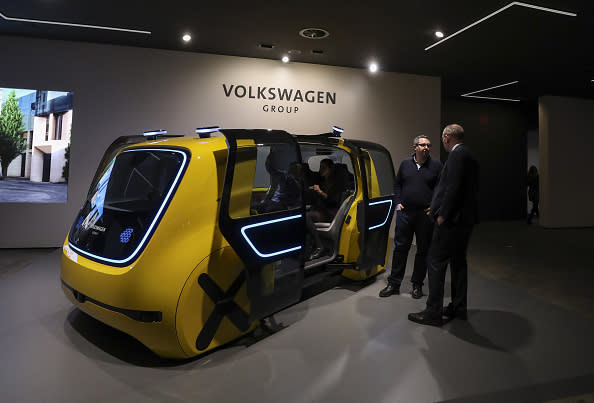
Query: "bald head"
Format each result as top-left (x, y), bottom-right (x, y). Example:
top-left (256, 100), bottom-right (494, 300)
top-left (441, 124), bottom-right (464, 152)
top-left (443, 124), bottom-right (464, 140)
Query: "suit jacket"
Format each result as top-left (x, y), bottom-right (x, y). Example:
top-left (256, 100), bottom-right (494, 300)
top-left (430, 144), bottom-right (479, 225)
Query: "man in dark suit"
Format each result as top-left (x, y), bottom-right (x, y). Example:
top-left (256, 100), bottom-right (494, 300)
top-left (408, 124), bottom-right (479, 327)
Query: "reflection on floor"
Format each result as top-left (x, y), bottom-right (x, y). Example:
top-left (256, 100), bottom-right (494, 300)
top-left (467, 221), bottom-right (594, 320)
top-left (0, 221), bottom-right (593, 403)
top-left (0, 247), bottom-right (55, 279)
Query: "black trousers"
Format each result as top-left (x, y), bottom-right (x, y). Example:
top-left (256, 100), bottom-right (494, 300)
top-left (425, 222), bottom-right (474, 315)
top-left (306, 208), bottom-right (331, 249)
top-left (387, 208), bottom-right (433, 287)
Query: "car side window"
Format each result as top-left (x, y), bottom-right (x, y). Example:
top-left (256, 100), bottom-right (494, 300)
top-left (229, 143), bottom-right (302, 218)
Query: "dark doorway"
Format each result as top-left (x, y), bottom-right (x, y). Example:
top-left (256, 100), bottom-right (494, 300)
top-left (42, 153), bottom-right (51, 182)
top-left (20, 153), bottom-right (26, 177)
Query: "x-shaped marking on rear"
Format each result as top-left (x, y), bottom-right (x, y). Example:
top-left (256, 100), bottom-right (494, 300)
top-left (195, 271), bottom-right (250, 350)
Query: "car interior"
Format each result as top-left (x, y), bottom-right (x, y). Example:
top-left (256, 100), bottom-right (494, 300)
top-left (248, 143), bottom-right (357, 269)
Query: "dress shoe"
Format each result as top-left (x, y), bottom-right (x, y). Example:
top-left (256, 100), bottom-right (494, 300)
top-left (379, 284), bottom-right (400, 297)
top-left (443, 304), bottom-right (467, 320)
top-left (408, 310), bottom-right (443, 327)
top-left (411, 284), bottom-right (423, 299)
top-left (309, 247), bottom-right (326, 260)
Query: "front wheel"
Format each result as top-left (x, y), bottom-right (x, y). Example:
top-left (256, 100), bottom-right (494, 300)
top-left (175, 247), bottom-right (257, 358)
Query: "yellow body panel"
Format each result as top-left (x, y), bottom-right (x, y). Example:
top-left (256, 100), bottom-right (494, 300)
top-left (336, 142), bottom-right (363, 265)
top-left (334, 143), bottom-right (388, 280)
top-left (229, 140), bottom-right (257, 218)
top-left (61, 136), bottom-right (254, 358)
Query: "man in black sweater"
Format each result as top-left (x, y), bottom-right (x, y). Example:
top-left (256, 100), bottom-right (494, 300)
top-left (408, 123), bottom-right (479, 327)
top-left (379, 135), bottom-right (442, 298)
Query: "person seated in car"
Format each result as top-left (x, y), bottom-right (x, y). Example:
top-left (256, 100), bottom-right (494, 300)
top-left (306, 158), bottom-right (342, 260)
top-left (257, 159), bottom-right (302, 214)
top-left (301, 162), bottom-right (319, 199)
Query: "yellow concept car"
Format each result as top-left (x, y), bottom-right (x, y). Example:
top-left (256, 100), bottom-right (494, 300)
top-left (61, 126), bottom-right (396, 358)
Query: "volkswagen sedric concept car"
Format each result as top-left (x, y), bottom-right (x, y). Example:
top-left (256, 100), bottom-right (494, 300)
top-left (61, 126), bottom-right (396, 358)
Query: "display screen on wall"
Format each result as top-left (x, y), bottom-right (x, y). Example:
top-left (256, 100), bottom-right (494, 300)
top-left (0, 87), bottom-right (73, 203)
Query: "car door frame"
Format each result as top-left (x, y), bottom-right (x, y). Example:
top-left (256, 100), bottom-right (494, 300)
top-left (218, 129), bottom-right (306, 322)
top-left (346, 139), bottom-right (396, 272)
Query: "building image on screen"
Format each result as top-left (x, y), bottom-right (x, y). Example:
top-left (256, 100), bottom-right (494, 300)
top-left (0, 88), bottom-right (73, 203)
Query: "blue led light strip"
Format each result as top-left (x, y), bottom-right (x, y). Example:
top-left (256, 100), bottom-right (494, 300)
top-left (368, 199), bottom-right (393, 230)
top-left (69, 148), bottom-right (188, 265)
top-left (240, 214), bottom-right (303, 258)
top-left (332, 125), bottom-right (344, 134)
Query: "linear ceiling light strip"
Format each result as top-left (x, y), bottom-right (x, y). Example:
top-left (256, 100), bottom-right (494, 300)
top-left (425, 2), bottom-right (576, 51)
top-left (0, 11), bottom-right (151, 34)
top-left (461, 95), bottom-right (521, 102)
top-left (513, 2), bottom-right (577, 17)
top-left (461, 80), bottom-right (520, 102)
top-left (461, 80), bottom-right (519, 96)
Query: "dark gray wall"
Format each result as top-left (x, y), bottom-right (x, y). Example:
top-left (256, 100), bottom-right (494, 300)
top-left (442, 99), bottom-right (530, 221)
top-left (539, 96), bottom-right (594, 228)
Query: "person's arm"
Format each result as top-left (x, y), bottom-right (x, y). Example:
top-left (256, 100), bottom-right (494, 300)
top-left (437, 150), bottom-right (471, 225)
top-left (315, 181), bottom-right (341, 208)
top-left (427, 160), bottom-right (443, 215)
top-left (394, 161), bottom-right (405, 210)
top-left (437, 150), bottom-right (465, 223)
top-left (312, 184), bottom-right (325, 197)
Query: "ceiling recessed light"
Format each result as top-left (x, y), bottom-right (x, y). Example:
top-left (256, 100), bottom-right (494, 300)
top-left (369, 63), bottom-right (378, 73)
top-left (435, 31), bottom-right (444, 38)
top-left (182, 34), bottom-right (191, 42)
top-left (299, 28), bottom-right (330, 39)
top-left (282, 56), bottom-right (290, 63)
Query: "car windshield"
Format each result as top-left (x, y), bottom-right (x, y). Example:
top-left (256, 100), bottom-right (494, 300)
top-left (68, 148), bottom-right (188, 265)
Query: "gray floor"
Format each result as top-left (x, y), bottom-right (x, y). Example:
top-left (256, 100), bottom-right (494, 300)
top-left (1, 222), bottom-right (593, 403)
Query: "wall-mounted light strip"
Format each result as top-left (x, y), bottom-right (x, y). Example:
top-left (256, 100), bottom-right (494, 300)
top-left (425, 2), bottom-right (576, 51)
top-left (461, 80), bottom-right (521, 102)
top-left (0, 11), bottom-right (151, 34)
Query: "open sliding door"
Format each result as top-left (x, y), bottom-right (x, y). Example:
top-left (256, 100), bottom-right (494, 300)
top-left (351, 140), bottom-right (396, 271)
top-left (218, 130), bottom-right (306, 321)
